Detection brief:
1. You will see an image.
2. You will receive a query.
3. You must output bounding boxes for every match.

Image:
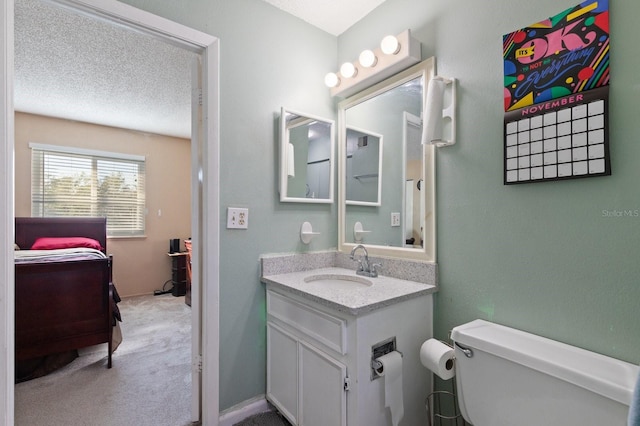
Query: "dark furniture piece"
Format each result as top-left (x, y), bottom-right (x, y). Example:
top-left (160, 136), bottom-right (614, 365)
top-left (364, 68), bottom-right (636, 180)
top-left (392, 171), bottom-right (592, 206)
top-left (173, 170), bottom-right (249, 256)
top-left (15, 217), bottom-right (116, 368)
top-left (168, 252), bottom-right (188, 297)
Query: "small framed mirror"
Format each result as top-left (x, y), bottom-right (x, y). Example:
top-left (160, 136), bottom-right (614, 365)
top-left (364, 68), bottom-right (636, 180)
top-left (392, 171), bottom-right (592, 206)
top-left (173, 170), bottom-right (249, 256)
top-left (279, 108), bottom-right (335, 203)
top-left (345, 127), bottom-right (383, 206)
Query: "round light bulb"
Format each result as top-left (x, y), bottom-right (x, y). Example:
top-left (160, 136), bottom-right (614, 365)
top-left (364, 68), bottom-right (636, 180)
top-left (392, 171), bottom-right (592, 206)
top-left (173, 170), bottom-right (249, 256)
top-left (381, 35), bottom-right (401, 55)
top-left (340, 62), bottom-right (358, 78)
top-left (359, 49), bottom-right (377, 68)
top-left (324, 72), bottom-right (340, 88)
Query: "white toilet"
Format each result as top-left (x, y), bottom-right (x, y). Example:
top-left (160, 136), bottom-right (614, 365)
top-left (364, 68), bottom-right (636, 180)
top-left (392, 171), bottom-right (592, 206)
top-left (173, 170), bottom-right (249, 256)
top-left (450, 319), bottom-right (639, 426)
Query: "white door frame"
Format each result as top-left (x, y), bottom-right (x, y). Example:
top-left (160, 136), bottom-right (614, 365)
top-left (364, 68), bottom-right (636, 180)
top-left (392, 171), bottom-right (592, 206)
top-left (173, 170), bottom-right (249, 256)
top-left (0, 1), bottom-right (220, 425)
top-left (402, 111), bottom-right (422, 247)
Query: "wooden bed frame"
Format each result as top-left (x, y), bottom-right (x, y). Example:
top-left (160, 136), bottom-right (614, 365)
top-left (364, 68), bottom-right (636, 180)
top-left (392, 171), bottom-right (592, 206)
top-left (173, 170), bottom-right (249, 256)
top-left (15, 217), bottom-right (115, 368)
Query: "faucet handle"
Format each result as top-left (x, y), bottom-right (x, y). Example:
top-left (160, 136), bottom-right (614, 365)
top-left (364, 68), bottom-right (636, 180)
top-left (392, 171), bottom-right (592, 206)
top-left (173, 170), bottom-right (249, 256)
top-left (353, 258), bottom-right (364, 271)
top-left (370, 263), bottom-right (382, 277)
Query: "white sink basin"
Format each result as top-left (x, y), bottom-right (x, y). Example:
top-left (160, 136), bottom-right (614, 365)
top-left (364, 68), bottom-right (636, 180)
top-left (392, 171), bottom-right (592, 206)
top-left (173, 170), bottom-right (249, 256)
top-left (304, 273), bottom-right (373, 288)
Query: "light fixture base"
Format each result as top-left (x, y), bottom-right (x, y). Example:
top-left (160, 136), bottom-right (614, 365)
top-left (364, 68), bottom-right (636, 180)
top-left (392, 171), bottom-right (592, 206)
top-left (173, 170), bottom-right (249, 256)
top-left (329, 29), bottom-right (421, 98)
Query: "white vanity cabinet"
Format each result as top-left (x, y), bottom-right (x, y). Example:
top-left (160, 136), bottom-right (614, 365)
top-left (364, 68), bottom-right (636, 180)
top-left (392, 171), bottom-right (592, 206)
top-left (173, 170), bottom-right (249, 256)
top-left (266, 290), bottom-right (348, 426)
top-left (266, 286), bottom-right (433, 426)
top-left (267, 323), bottom-right (348, 425)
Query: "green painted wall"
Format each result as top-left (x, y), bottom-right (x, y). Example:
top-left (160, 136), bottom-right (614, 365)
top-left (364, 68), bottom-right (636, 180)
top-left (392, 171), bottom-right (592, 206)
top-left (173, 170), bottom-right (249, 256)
top-left (340, 0), bottom-right (640, 366)
top-left (119, 0), bottom-right (337, 410)
top-left (121, 0), bottom-right (640, 413)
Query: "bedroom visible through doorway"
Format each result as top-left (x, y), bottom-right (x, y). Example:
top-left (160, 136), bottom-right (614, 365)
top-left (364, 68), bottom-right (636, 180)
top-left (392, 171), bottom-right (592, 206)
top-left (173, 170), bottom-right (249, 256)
top-left (1, 0), bottom-right (221, 424)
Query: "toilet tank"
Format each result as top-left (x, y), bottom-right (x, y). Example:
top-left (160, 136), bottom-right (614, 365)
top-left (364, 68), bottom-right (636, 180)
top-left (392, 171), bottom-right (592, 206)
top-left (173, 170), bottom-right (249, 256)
top-left (451, 319), bottom-right (638, 426)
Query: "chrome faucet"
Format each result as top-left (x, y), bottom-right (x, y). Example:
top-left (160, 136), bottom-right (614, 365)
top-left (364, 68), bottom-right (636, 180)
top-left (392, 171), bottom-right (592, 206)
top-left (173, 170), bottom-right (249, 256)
top-left (350, 244), bottom-right (380, 278)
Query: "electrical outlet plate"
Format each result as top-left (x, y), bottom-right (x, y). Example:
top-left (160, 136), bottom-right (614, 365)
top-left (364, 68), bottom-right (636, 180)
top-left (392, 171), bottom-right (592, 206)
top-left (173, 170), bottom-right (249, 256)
top-left (227, 207), bottom-right (249, 229)
top-left (391, 212), bottom-right (400, 227)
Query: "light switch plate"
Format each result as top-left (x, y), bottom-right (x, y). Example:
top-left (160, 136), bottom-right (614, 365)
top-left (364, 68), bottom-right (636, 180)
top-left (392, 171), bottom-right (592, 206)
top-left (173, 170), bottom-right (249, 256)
top-left (227, 207), bottom-right (249, 229)
top-left (391, 212), bottom-right (400, 227)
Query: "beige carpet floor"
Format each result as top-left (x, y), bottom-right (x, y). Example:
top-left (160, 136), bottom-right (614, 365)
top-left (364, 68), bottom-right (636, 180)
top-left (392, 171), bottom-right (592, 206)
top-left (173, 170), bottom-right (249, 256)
top-left (15, 294), bottom-right (193, 426)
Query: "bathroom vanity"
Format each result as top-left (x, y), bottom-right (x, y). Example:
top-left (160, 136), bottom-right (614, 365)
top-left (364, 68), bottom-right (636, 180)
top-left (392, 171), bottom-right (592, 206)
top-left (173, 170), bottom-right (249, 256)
top-left (267, 56), bottom-right (441, 425)
top-left (261, 258), bottom-right (437, 426)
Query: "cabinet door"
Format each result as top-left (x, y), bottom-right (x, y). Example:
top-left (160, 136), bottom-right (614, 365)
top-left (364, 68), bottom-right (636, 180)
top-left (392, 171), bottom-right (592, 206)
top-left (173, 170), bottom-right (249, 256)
top-left (267, 323), bottom-right (298, 424)
top-left (299, 341), bottom-right (347, 426)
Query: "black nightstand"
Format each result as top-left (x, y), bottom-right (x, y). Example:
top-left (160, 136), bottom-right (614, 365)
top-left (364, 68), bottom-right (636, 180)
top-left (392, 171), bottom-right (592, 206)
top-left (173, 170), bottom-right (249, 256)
top-left (167, 252), bottom-right (188, 297)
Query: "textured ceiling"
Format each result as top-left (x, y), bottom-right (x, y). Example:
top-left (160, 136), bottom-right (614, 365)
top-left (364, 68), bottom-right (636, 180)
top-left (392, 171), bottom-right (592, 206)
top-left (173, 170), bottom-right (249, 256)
top-left (14, 0), bottom-right (196, 138)
top-left (14, 0), bottom-right (385, 139)
top-left (260, 0), bottom-right (387, 36)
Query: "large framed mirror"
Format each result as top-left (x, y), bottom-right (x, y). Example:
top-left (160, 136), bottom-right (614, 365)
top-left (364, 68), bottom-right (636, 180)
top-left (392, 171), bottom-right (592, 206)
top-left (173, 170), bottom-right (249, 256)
top-left (280, 108), bottom-right (335, 203)
top-left (338, 58), bottom-right (436, 261)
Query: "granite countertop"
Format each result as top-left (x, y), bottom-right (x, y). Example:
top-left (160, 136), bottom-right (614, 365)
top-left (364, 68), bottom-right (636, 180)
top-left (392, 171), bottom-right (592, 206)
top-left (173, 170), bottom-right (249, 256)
top-left (261, 267), bottom-right (437, 316)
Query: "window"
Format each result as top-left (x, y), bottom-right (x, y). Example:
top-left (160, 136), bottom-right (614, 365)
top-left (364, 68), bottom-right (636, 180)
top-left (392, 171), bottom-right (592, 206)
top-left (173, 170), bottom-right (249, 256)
top-left (31, 143), bottom-right (146, 237)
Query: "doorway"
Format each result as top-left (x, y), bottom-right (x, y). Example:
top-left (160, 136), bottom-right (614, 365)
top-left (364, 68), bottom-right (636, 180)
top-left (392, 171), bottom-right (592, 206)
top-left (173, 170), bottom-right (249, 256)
top-left (0, 0), bottom-right (220, 424)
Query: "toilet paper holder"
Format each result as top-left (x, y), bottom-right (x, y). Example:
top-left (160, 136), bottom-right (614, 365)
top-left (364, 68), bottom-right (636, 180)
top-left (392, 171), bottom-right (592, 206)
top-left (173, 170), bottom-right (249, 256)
top-left (371, 336), bottom-right (402, 380)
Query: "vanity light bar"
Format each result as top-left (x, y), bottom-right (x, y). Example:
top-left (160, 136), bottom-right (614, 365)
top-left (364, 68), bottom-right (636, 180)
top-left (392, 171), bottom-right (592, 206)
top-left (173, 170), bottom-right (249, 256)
top-left (325, 29), bottom-right (421, 98)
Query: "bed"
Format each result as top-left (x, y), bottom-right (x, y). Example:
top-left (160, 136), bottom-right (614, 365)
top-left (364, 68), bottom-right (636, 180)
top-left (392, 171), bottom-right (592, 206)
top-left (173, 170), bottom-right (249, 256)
top-left (14, 217), bottom-right (120, 370)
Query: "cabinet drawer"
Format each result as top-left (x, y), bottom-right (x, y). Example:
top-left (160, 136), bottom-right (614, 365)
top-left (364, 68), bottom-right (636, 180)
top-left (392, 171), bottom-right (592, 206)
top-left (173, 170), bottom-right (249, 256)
top-left (267, 291), bottom-right (347, 355)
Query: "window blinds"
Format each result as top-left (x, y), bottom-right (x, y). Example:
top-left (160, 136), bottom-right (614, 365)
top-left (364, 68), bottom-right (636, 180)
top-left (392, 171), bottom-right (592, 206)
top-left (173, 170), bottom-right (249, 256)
top-left (30, 144), bottom-right (146, 237)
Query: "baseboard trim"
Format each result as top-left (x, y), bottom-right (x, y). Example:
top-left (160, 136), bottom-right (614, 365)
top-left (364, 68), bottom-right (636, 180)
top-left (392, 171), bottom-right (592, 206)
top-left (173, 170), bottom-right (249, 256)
top-left (219, 395), bottom-right (270, 426)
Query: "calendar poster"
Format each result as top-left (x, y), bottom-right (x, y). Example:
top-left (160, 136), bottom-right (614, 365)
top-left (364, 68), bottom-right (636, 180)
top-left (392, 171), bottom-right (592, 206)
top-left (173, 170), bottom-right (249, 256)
top-left (503, 1), bottom-right (611, 184)
top-left (503, 0), bottom-right (609, 111)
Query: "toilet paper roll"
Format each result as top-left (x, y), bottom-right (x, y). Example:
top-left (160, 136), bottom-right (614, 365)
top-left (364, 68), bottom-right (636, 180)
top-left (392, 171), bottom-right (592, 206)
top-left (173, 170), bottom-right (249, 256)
top-left (375, 351), bottom-right (404, 426)
top-left (420, 338), bottom-right (455, 380)
top-left (421, 78), bottom-right (445, 145)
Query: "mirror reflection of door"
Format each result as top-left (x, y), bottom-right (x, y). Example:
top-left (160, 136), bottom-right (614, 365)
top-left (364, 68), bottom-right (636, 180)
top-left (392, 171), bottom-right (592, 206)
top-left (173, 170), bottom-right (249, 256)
top-left (403, 112), bottom-right (424, 248)
top-left (286, 120), bottom-right (313, 198)
top-left (305, 121), bottom-right (332, 199)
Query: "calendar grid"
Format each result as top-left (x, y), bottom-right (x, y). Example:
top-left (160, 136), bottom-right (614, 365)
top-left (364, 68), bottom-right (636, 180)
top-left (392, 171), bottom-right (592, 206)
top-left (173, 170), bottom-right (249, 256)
top-left (504, 86), bottom-right (610, 185)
